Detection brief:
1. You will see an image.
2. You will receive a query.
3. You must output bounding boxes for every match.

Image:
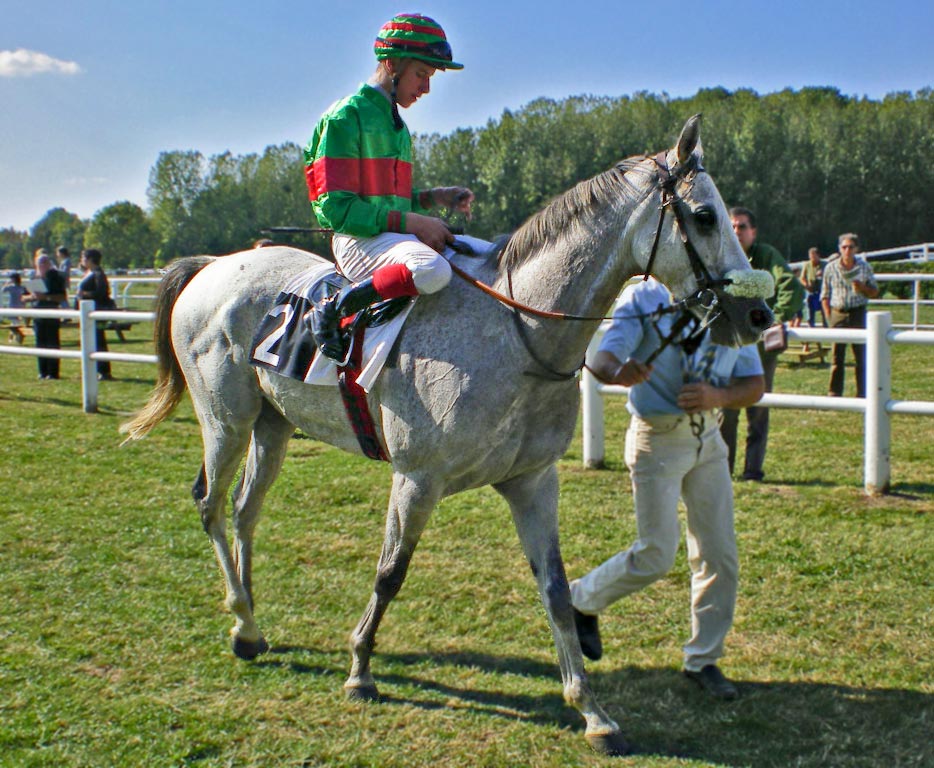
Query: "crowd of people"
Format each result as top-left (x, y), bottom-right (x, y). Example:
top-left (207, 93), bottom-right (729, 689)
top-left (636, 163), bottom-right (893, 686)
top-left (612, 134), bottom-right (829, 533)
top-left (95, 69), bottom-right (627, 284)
top-left (2, 246), bottom-right (117, 380)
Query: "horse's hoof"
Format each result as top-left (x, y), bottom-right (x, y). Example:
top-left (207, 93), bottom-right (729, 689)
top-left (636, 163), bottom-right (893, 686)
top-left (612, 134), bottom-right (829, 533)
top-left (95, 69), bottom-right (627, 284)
top-left (232, 635), bottom-right (269, 661)
top-left (344, 683), bottom-right (380, 702)
top-left (586, 731), bottom-right (633, 757)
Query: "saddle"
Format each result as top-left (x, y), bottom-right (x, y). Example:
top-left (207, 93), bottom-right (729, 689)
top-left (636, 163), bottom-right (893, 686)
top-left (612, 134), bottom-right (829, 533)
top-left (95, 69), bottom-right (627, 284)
top-left (249, 264), bottom-right (412, 461)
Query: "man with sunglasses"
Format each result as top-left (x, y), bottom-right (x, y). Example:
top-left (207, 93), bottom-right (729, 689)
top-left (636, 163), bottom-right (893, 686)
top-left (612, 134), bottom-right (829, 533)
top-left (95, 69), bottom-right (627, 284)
top-left (303, 13), bottom-right (478, 360)
top-left (820, 233), bottom-right (878, 397)
top-left (719, 207), bottom-right (803, 482)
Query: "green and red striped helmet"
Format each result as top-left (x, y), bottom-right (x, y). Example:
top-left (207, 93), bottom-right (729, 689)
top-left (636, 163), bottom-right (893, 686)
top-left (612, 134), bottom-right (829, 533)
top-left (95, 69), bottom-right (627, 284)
top-left (374, 13), bottom-right (463, 70)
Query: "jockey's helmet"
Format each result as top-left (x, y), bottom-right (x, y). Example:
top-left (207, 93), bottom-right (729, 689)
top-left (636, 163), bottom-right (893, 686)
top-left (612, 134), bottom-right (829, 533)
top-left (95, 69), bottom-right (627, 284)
top-left (374, 14), bottom-right (463, 70)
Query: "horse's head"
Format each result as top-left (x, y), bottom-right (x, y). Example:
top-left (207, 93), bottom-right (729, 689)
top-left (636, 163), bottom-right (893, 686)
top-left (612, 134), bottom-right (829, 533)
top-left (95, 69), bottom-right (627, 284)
top-left (638, 115), bottom-right (773, 347)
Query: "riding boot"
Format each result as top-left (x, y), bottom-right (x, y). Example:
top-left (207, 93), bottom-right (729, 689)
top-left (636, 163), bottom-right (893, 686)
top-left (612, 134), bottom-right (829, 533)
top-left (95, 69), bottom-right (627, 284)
top-left (307, 278), bottom-right (382, 361)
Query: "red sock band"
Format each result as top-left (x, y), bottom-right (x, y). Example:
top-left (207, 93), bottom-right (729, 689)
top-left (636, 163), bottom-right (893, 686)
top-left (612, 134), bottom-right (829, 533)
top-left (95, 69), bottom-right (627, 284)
top-left (372, 264), bottom-right (418, 298)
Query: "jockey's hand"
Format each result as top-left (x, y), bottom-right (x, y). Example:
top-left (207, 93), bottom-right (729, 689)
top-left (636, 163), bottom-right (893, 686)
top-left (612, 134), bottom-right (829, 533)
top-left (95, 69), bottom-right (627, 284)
top-left (406, 212), bottom-right (456, 253)
top-left (677, 382), bottom-right (722, 414)
top-left (433, 186), bottom-right (474, 221)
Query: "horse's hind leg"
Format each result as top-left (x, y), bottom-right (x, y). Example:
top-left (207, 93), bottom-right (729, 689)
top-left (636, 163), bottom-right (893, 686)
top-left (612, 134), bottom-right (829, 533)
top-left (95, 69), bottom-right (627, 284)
top-left (494, 466), bottom-right (630, 757)
top-left (228, 401), bottom-right (295, 659)
top-left (345, 471), bottom-right (439, 700)
top-left (192, 406), bottom-right (264, 659)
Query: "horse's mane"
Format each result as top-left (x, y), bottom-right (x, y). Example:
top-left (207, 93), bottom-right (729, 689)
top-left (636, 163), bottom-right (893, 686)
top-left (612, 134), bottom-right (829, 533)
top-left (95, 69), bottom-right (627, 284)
top-left (498, 155), bottom-right (656, 272)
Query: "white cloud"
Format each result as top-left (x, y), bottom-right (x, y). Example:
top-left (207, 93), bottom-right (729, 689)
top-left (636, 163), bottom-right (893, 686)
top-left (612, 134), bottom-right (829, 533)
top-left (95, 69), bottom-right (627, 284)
top-left (63, 176), bottom-right (109, 188)
top-left (0, 49), bottom-right (82, 78)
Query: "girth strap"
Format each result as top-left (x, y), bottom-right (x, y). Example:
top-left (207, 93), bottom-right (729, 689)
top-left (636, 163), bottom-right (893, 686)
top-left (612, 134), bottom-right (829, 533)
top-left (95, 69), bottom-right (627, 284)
top-left (337, 325), bottom-right (389, 461)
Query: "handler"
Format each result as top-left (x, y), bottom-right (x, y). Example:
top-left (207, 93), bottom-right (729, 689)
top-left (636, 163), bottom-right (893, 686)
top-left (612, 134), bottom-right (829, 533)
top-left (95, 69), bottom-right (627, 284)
top-left (571, 277), bottom-right (764, 700)
top-left (303, 13), bottom-right (476, 360)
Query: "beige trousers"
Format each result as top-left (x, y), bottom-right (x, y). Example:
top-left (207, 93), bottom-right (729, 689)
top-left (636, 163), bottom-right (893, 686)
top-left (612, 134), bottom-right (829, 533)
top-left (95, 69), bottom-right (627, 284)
top-left (571, 413), bottom-right (738, 671)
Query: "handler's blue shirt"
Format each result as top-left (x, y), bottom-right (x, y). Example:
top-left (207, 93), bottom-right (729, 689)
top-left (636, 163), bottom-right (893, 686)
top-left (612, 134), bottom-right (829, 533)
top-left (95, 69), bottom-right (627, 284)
top-left (598, 279), bottom-right (763, 418)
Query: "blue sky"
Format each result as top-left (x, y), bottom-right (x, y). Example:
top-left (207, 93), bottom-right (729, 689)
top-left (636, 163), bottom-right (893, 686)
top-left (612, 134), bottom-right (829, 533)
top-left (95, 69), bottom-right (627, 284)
top-left (2, 0), bottom-right (932, 231)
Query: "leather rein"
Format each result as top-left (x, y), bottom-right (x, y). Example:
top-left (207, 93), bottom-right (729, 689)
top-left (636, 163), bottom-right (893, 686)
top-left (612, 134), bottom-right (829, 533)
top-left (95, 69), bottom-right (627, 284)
top-left (449, 151), bottom-right (727, 381)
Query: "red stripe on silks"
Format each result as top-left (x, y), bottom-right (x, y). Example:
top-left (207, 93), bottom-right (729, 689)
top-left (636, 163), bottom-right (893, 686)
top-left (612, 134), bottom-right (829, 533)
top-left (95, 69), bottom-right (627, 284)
top-left (373, 263), bottom-right (418, 298)
top-left (384, 21), bottom-right (445, 37)
top-left (304, 163), bottom-right (317, 201)
top-left (310, 157), bottom-right (412, 200)
top-left (386, 210), bottom-right (402, 232)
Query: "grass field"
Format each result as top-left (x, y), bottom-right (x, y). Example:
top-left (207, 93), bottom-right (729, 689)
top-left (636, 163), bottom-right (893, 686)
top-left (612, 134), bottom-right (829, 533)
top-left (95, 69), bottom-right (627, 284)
top-left (1, 312), bottom-right (932, 767)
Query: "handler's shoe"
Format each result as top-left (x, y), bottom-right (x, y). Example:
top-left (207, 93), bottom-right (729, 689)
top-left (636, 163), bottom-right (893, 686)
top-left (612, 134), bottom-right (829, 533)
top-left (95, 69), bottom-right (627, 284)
top-left (573, 608), bottom-right (602, 661)
top-left (683, 665), bottom-right (738, 701)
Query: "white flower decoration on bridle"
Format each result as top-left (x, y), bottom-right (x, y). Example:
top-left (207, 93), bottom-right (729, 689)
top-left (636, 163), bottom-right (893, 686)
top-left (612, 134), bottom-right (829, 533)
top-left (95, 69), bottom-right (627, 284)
top-left (722, 269), bottom-right (775, 299)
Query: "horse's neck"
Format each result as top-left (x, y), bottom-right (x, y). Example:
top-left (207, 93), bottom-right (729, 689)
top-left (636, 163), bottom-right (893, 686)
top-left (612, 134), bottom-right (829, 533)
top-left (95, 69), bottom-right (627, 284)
top-left (499, 205), bottom-right (641, 371)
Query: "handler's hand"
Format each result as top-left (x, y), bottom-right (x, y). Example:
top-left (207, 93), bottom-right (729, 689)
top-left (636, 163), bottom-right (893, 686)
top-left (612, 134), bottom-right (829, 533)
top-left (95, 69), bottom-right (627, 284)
top-left (614, 359), bottom-right (653, 387)
top-left (406, 212), bottom-right (456, 253)
top-left (677, 382), bottom-right (722, 414)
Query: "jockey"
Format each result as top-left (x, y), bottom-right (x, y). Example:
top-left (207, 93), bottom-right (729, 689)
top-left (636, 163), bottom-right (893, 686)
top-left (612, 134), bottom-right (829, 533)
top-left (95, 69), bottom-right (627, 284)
top-left (303, 13), bottom-right (475, 360)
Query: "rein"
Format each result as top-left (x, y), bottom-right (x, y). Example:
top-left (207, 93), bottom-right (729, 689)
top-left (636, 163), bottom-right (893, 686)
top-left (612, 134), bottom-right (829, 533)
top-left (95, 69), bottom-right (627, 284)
top-left (447, 151), bottom-right (727, 381)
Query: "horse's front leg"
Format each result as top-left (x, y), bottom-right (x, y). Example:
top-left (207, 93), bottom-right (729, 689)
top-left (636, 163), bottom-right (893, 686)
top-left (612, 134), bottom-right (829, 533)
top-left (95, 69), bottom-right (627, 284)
top-left (494, 466), bottom-right (631, 757)
top-left (345, 471), bottom-right (439, 700)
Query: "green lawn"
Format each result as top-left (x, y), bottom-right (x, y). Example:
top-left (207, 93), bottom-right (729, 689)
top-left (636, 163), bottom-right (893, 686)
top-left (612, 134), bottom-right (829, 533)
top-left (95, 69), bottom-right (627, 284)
top-left (0, 312), bottom-right (931, 767)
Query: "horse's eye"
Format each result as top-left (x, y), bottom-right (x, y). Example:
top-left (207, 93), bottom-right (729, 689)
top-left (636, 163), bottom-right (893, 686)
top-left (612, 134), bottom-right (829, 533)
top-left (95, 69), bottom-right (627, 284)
top-left (693, 208), bottom-right (717, 230)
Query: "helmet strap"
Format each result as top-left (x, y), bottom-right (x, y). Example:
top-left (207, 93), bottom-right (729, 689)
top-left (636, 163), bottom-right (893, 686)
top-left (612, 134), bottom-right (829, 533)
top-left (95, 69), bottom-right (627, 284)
top-left (389, 74), bottom-right (404, 131)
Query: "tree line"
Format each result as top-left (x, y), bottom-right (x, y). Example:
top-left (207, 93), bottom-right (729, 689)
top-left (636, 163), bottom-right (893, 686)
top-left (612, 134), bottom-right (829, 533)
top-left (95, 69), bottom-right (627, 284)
top-left (2, 86), bottom-right (933, 271)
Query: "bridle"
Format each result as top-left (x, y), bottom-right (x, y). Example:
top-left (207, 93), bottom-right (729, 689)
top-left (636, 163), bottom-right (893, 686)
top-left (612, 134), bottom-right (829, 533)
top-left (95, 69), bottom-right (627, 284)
top-left (450, 150), bottom-right (731, 380)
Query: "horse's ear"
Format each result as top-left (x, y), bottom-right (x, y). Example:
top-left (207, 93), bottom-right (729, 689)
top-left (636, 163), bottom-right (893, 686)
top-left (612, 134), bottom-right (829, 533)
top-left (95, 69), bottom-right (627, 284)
top-left (676, 113), bottom-right (703, 166)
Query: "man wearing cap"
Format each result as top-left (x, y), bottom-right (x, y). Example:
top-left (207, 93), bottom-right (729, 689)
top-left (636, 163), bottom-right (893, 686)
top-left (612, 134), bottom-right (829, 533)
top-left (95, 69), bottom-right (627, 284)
top-left (303, 13), bottom-right (479, 360)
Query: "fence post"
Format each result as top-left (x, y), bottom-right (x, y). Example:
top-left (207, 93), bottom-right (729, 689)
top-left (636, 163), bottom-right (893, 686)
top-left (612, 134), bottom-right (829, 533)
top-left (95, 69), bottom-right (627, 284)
top-left (581, 364), bottom-right (605, 468)
top-left (864, 311), bottom-right (891, 495)
top-left (79, 300), bottom-right (99, 413)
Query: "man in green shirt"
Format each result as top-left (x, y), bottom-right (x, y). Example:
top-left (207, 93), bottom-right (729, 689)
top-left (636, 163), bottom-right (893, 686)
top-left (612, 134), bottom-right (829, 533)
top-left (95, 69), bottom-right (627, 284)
top-left (303, 13), bottom-right (478, 360)
top-left (719, 207), bottom-right (804, 481)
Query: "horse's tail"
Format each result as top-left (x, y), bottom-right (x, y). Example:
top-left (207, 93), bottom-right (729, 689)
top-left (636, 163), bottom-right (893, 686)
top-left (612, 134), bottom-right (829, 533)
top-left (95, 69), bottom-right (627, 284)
top-left (120, 256), bottom-right (216, 443)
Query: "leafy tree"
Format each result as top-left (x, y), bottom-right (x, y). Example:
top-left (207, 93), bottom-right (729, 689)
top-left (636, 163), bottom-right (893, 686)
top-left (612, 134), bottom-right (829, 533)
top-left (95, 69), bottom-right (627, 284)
top-left (147, 150), bottom-right (206, 259)
top-left (28, 208), bottom-right (86, 260)
top-left (0, 228), bottom-right (29, 270)
top-left (84, 202), bottom-right (159, 269)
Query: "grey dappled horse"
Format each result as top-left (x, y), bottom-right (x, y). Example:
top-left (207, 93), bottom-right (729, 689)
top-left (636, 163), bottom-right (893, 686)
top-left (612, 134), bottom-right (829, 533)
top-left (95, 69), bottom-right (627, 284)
top-left (122, 116), bottom-right (771, 756)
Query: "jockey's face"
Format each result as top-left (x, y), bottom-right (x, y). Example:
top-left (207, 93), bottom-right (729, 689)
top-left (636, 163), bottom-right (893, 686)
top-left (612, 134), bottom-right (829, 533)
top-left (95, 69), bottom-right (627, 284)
top-left (391, 59), bottom-right (437, 108)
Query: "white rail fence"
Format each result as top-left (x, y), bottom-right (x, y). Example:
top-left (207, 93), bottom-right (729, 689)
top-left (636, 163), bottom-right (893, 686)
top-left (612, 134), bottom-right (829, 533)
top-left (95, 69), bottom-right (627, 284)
top-left (0, 301), bottom-right (156, 413)
top-left (581, 312), bottom-right (934, 496)
top-left (869, 274), bottom-right (934, 330)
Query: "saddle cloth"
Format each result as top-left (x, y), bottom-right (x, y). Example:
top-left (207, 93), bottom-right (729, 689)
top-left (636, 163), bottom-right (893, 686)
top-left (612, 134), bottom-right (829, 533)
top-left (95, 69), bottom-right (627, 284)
top-left (249, 263), bottom-right (414, 393)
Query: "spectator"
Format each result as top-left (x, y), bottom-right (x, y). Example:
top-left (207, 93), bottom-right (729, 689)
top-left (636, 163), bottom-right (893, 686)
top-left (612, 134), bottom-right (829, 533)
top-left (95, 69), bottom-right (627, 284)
top-left (820, 233), bottom-right (879, 397)
top-left (719, 207), bottom-right (804, 481)
top-left (800, 247), bottom-right (826, 327)
top-left (56, 246), bottom-right (72, 311)
top-left (302, 13), bottom-right (480, 361)
top-left (24, 250), bottom-right (68, 379)
top-left (570, 277), bottom-right (764, 701)
top-left (1, 272), bottom-right (27, 344)
top-left (76, 248), bottom-right (115, 380)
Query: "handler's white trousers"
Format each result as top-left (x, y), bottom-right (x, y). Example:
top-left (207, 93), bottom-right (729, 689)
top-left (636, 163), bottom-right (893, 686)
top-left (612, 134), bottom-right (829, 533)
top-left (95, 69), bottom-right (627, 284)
top-left (570, 412), bottom-right (738, 671)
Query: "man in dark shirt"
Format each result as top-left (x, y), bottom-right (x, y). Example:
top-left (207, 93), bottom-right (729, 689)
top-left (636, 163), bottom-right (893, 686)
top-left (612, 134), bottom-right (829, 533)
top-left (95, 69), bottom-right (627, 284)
top-left (76, 248), bottom-right (114, 380)
top-left (25, 250), bottom-right (68, 379)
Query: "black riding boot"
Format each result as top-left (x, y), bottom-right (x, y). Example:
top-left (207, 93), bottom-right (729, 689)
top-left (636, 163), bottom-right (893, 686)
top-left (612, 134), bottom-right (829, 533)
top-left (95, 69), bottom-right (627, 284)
top-left (307, 278), bottom-right (382, 361)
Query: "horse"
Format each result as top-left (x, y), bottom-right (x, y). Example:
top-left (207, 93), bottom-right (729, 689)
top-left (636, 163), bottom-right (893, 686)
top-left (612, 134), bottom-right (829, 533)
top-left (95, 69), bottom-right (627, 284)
top-left (121, 115), bottom-right (771, 756)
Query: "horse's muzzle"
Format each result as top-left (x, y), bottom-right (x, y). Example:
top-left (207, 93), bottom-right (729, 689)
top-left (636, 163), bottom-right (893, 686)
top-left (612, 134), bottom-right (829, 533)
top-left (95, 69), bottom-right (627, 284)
top-left (708, 297), bottom-right (773, 347)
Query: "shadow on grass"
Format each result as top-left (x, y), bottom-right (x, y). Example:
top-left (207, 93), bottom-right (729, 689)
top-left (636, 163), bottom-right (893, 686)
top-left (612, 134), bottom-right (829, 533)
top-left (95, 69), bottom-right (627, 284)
top-left (262, 647), bottom-right (934, 766)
